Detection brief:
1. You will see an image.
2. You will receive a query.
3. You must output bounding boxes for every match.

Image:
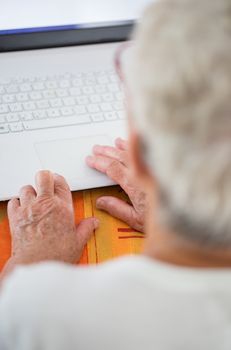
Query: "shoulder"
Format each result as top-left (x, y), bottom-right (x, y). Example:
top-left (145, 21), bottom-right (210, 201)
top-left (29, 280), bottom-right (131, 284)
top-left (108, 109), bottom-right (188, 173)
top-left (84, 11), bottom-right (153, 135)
top-left (0, 255), bottom-right (146, 308)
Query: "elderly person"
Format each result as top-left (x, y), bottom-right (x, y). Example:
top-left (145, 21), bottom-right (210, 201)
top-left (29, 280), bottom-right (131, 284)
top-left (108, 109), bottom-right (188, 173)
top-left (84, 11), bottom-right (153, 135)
top-left (1, 0), bottom-right (231, 348)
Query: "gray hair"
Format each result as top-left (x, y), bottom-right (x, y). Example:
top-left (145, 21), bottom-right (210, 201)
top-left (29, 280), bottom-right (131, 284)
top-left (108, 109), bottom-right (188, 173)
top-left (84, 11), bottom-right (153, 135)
top-left (126, 0), bottom-right (231, 246)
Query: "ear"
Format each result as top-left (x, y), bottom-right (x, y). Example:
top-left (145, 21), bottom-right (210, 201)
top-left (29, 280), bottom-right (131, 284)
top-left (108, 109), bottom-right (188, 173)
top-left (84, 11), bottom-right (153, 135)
top-left (128, 124), bottom-right (154, 186)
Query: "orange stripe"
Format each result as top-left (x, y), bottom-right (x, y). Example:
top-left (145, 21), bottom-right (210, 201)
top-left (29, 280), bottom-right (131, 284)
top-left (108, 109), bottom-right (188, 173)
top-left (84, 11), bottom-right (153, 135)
top-left (90, 191), bottom-right (98, 264)
top-left (118, 235), bottom-right (144, 239)
top-left (117, 228), bottom-right (140, 233)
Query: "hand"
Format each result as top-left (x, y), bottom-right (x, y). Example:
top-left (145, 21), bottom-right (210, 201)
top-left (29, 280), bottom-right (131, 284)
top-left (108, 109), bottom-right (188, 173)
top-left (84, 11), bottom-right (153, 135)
top-left (7, 171), bottom-right (99, 265)
top-left (86, 138), bottom-right (147, 233)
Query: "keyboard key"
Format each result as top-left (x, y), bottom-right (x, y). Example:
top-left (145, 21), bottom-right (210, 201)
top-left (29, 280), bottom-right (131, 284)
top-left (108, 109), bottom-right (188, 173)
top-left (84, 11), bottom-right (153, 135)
top-left (36, 100), bottom-right (50, 109)
top-left (43, 90), bottom-right (56, 99)
top-left (100, 103), bottom-right (113, 112)
top-left (59, 80), bottom-right (70, 88)
top-left (113, 101), bottom-right (124, 110)
top-left (102, 93), bottom-right (114, 102)
top-left (110, 74), bottom-right (118, 83)
top-left (74, 106), bottom-right (86, 114)
top-left (84, 77), bottom-right (95, 85)
top-left (46, 81), bottom-right (58, 89)
top-left (63, 97), bottom-right (76, 106)
top-left (0, 124), bottom-right (9, 133)
top-left (29, 92), bottom-right (42, 100)
top-left (82, 86), bottom-right (94, 95)
top-left (23, 102), bottom-right (36, 111)
top-left (0, 86), bottom-right (5, 94)
top-left (108, 84), bottom-right (120, 92)
top-left (50, 98), bottom-right (62, 108)
top-left (56, 89), bottom-right (68, 98)
top-left (61, 107), bottom-right (74, 116)
top-left (33, 82), bottom-right (44, 90)
top-left (9, 122), bottom-right (23, 132)
top-left (47, 109), bottom-right (60, 118)
top-left (70, 87), bottom-right (81, 96)
top-left (87, 104), bottom-right (100, 113)
top-left (19, 111), bottom-right (33, 121)
top-left (95, 85), bottom-right (107, 93)
top-left (14, 77), bottom-right (25, 83)
top-left (0, 115), bottom-right (6, 123)
top-left (10, 103), bottom-right (22, 112)
top-left (16, 93), bottom-right (29, 102)
top-left (6, 84), bottom-right (18, 93)
top-left (76, 96), bottom-right (89, 105)
top-left (6, 113), bottom-right (19, 122)
top-left (23, 115), bottom-right (91, 130)
top-left (116, 92), bottom-right (123, 101)
top-left (90, 94), bottom-right (101, 103)
top-left (91, 113), bottom-right (104, 122)
top-left (0, 105), bottom-right (9, 114)
top-left (72, 78), bottom-right (83, 87)
top-left (2, 94), bottom-right (15, 103)
top-left (20, 83), bottom-right (31, 92)
top-left (33, 110), bottom-right (47, 119)
top-left (117, 111), bottom-right (126, 119)
top-left (0, 78), bottom-right (11, 85)
top-left (104, 112), bottom-right (117, 121)
top-left (97, 76), bottom-right (109, 84)
top-left (84, 72), bottom-right (94, 79)
top-left (26, 76), bottom-right (36, 83)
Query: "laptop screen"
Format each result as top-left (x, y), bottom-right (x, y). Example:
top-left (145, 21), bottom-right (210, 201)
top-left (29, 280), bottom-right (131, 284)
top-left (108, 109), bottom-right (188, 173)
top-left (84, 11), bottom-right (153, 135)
top-left (0, 0), bottom-right (151, 35)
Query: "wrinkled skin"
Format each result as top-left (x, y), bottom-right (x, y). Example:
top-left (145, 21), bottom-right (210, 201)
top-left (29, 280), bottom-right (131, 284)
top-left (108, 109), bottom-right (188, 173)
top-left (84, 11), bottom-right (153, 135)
top-left (7, 171), bottom-right (98, 264)
top-left (7, 137), bottom-right (146, 269)
top-left (86, 138), bottom-right (147, 233)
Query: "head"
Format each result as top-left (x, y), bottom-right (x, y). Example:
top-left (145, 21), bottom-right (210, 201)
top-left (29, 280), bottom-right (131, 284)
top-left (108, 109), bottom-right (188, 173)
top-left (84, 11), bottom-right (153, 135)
top-left (126, 0), bottom-right (231, 247)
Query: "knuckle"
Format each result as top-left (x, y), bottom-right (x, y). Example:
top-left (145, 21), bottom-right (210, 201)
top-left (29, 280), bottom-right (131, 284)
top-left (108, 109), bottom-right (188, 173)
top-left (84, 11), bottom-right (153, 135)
top-left (39, 169), bottom-right (51, 176)
top-left (8, 198), bottom-right (16, 209)
top-left (55, 174), bottom-right (68, 187)
top-left (55, 173), bottom-right (65, 181)
top-left (36, 170), bottom-right (52, 182)
top-left (20, 185), bottom-right (33, 193)
top-left (119, 151), bottom-right (128, 164)
top-left (129, 209), bottom-right (142, 231)
top-left (106, 160), bottom-right (121, 176)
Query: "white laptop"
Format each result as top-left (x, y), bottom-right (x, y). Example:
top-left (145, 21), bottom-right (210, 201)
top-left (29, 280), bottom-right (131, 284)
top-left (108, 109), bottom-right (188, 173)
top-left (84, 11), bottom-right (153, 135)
top-left (0, 0), bottom-right (151, 201)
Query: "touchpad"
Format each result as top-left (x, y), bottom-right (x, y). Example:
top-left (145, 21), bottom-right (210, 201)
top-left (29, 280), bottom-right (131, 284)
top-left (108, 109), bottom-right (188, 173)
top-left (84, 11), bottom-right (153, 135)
top-left (34, 135), bottom-right (115, 190)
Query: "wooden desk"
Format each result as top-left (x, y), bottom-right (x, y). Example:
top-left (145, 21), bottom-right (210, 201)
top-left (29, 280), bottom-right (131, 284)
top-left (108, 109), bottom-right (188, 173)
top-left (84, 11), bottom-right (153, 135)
top-left (0, 186), bottom-right (143, 272)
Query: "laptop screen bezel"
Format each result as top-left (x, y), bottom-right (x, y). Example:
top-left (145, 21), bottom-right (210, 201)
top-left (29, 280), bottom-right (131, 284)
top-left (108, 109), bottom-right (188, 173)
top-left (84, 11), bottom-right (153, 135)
top-left (0, 22), bottom-right (133, 52)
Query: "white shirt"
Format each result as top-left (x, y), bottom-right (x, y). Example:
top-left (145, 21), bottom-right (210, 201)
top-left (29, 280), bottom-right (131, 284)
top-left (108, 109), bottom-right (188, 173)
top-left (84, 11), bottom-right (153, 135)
top-left (0, 255), bottom-right (231, 350)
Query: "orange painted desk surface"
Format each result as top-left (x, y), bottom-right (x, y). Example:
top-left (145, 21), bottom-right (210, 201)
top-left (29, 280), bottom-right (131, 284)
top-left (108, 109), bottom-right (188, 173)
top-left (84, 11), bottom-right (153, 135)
top-left (0, 186), bottom-right (144, 271)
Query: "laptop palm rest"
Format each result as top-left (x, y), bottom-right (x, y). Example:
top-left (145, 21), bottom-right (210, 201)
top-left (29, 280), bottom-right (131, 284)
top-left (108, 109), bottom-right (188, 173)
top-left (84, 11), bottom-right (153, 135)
top-left (34, 135), bottom-right (115, 190)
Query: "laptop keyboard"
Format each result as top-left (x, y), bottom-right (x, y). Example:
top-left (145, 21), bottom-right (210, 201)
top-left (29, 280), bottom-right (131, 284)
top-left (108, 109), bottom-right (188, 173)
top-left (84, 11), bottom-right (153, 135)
top-left (0, 69), bottom-right (125, 134)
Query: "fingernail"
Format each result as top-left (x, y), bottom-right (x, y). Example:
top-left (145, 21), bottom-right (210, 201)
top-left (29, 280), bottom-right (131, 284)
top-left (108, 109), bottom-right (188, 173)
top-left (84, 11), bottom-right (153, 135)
top-left (93, 218), bottom-right (100, 229)
top-left (86, 156), bottom-right (94, 166)
top-left (96, 199), bottom-right (105, 208)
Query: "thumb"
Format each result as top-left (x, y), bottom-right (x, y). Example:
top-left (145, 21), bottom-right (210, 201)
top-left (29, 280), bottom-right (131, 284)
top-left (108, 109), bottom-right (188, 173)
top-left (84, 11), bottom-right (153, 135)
top-left (96, 196), bottom-right (142, 231)
top-left (76, 217), bottom-right (99, 247)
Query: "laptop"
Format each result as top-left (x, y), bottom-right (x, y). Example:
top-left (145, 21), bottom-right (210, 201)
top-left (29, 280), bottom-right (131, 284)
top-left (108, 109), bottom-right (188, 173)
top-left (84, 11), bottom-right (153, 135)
top-left (0, 0), bottom-right (151, 201)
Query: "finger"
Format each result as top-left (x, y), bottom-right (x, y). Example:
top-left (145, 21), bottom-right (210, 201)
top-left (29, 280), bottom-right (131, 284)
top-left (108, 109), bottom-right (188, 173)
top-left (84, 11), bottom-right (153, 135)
top-left (7, 197), bottom-right (20, 219)
top-left (76, 217), bottom-right (99, 248)
top-left (86, 155), bottom-right (128, 191)
top-left (35, 170), bottom-right (54, 197)
top-left (54, 174), bottom-right (72, 202)
top-left (92, 145), bottom-right (128, 166)
top-left (96, 196), bottom-right (142, 232)
top-left (86, 155), bottom-right (117, 173)
top-left (19, 185), bottom-right (36, 206)
top-left (115, 138), bottom-right (128, 151)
